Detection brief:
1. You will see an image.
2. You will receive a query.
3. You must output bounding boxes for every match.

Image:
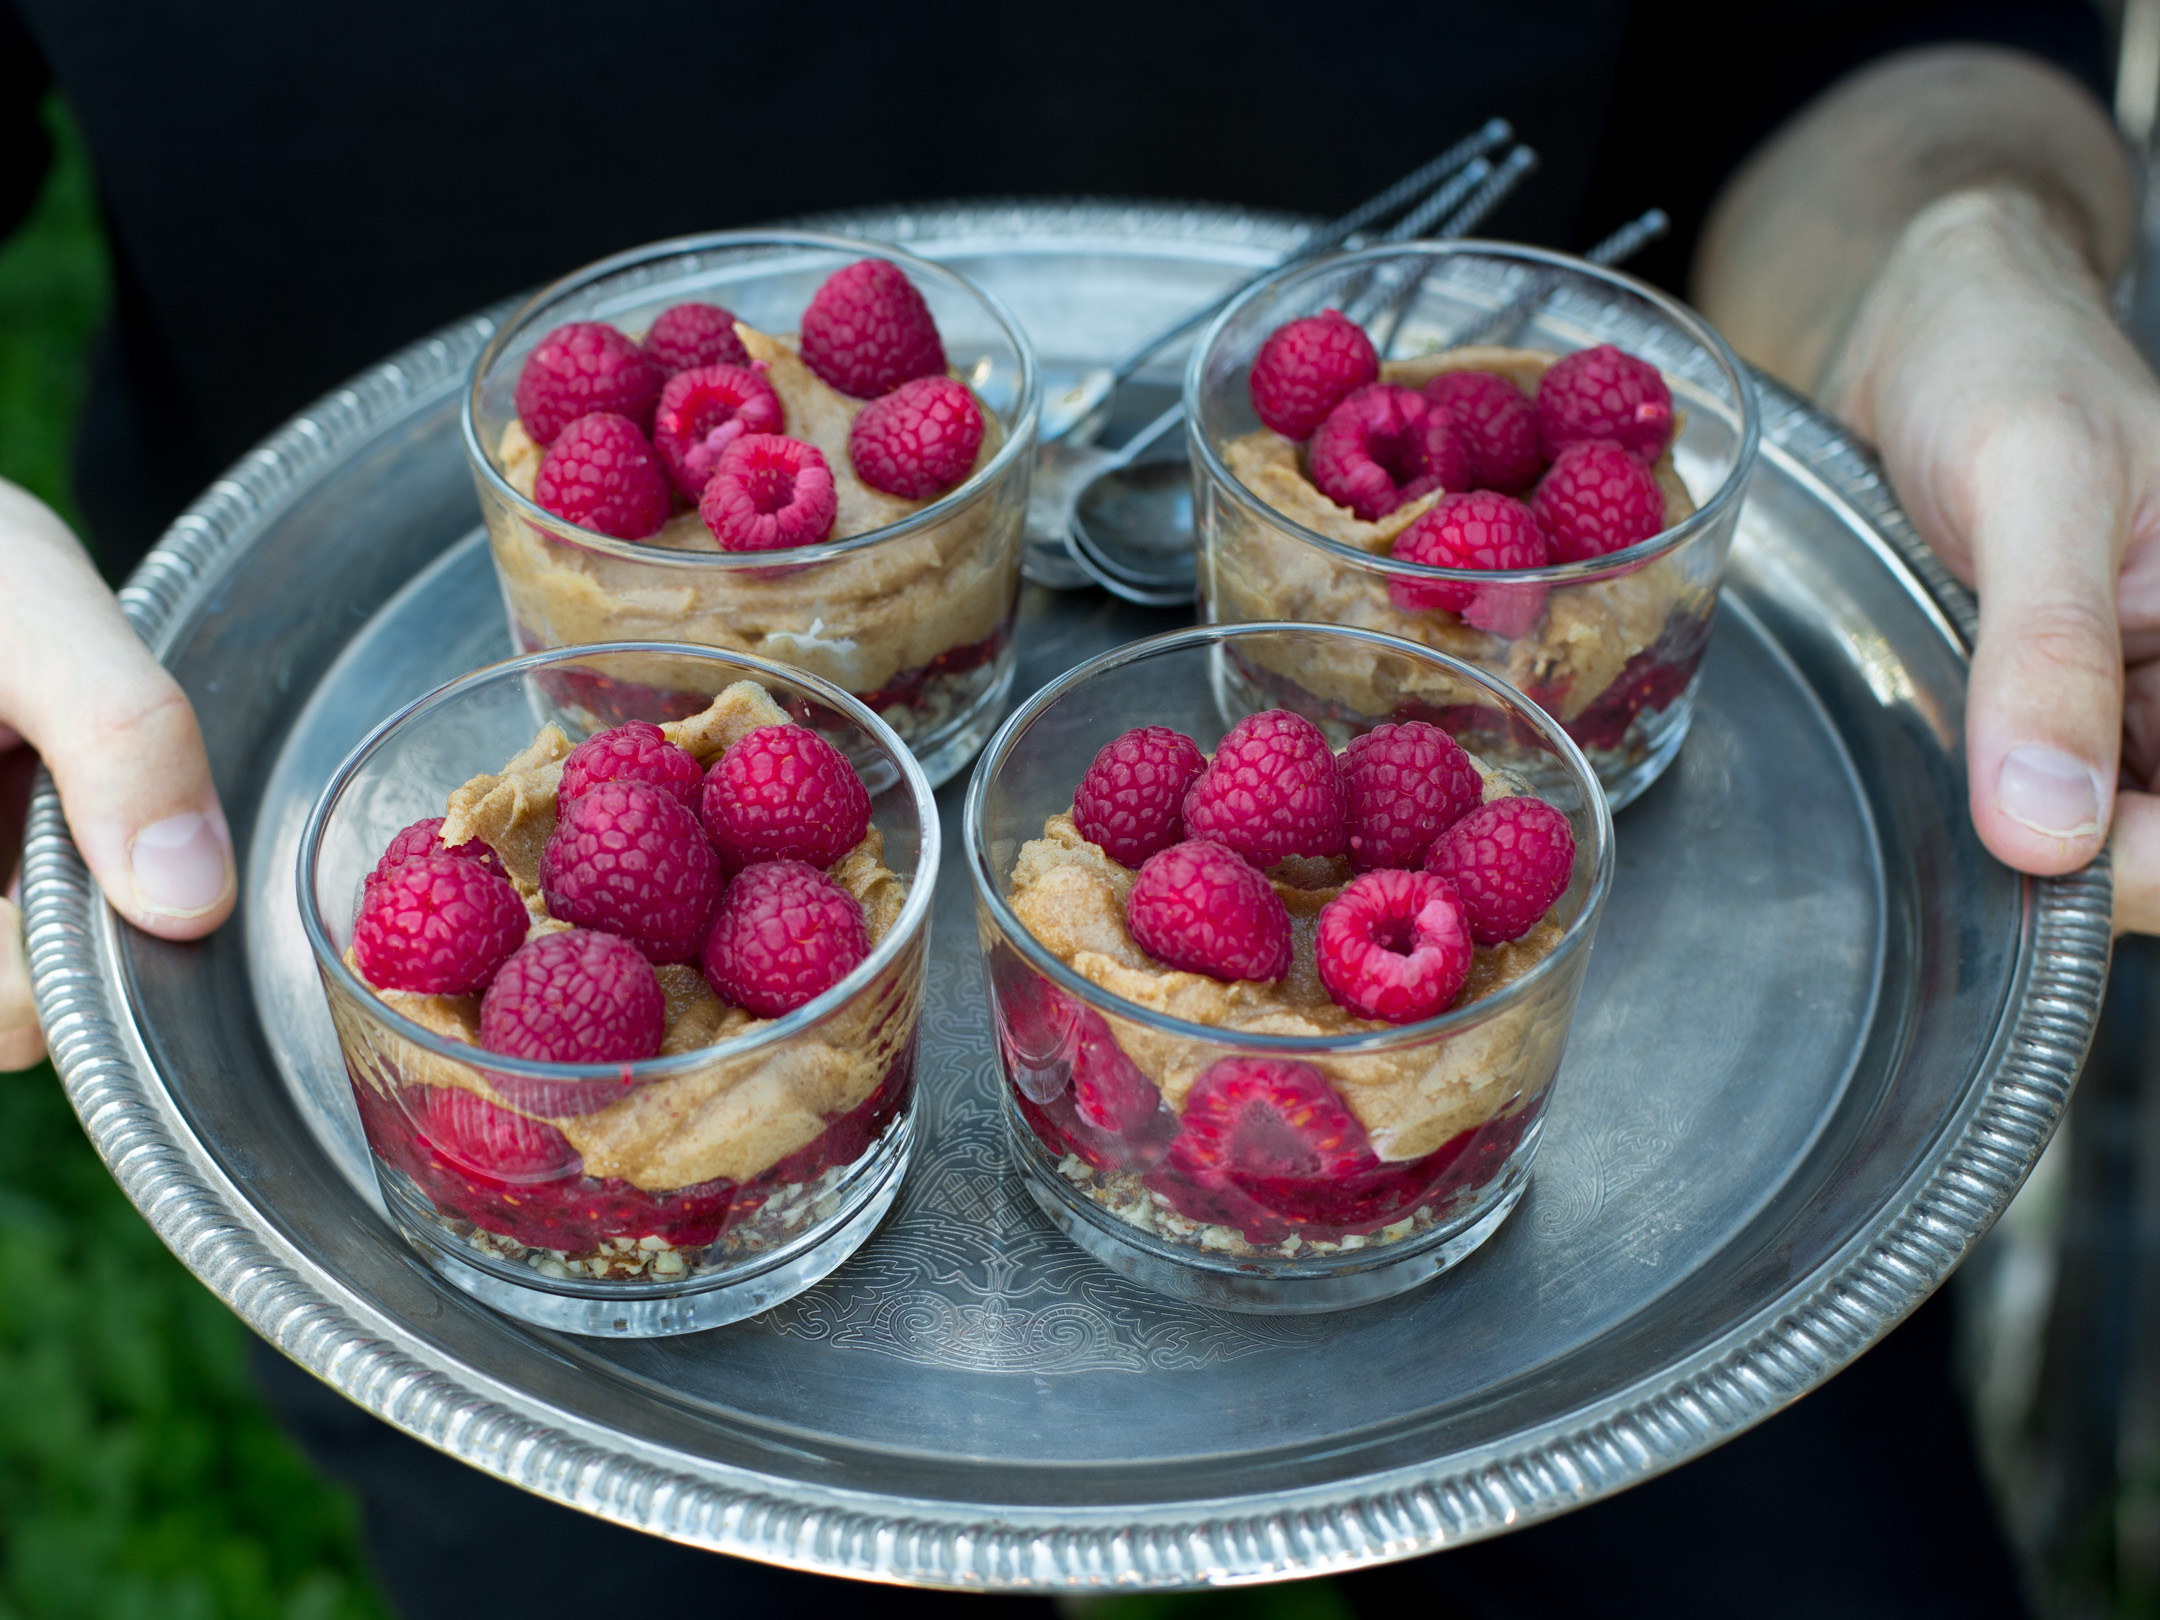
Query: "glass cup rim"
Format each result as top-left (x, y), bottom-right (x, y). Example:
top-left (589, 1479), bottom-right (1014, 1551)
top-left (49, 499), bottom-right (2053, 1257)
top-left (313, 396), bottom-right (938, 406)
top-left (1183, 238), bottom-right (1763, 587)
top-left (460, 228), bottom-right (1043, 572)
top-left (962, 621), bottom-right (1617, 1055)
top-left (297, 640), bottom-right (941, 1082)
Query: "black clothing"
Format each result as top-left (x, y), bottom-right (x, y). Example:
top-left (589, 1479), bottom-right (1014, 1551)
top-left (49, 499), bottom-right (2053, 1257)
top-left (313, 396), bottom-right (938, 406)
top-left (4, 4), bottom-right (2109, 1615)
top-left (0, 1), bottom-right (2110, 576)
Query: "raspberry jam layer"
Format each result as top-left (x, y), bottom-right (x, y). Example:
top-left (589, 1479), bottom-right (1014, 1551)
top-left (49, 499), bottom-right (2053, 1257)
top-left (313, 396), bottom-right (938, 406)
top-left (998, 965), bottom-right (1537, 1250)
top-left (352, 1039), bottom-right (914, 1259)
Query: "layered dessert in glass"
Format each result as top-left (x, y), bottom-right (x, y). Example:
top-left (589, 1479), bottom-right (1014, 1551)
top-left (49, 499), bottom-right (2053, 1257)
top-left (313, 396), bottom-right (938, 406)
top-left (299, 645), bottom-right (936, 1336)
top-left (967, 624), bottom-right (1612, 1313)
top-left (463, 233), bottom-right (1039, 789)
top-left (1188, 243), bottom-right (1759, 808)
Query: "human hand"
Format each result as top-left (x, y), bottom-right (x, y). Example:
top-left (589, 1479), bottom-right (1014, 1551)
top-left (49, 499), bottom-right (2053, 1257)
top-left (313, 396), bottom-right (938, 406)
top-left (1822, 185), bottom-right (2160, 934)
top-left (0, 478), bottom-right (234, 1068)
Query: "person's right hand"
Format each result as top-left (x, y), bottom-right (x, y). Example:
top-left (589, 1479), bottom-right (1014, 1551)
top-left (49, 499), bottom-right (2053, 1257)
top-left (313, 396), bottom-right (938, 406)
top-left (0, 477), bottom-right (235, 1070)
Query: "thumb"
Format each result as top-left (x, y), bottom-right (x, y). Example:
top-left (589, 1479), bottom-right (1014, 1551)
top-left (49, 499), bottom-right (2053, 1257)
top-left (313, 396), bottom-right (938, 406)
top-left (1, 895), bottom-right (39, 1071)
top-left (0, 482), bottom-right (235, 941)
top-left (1961, 424), bottom-right (2125, 876)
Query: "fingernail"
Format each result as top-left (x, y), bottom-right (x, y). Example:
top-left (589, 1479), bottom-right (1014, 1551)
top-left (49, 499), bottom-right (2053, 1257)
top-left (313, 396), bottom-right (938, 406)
top-left (1997, 746), bottom-right (2106, 840)
top-left (128, 811), bottom-right (231, 917)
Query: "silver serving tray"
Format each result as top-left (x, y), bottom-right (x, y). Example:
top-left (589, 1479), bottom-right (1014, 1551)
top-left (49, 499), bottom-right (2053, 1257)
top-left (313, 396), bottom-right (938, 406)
top-left (22, 203), bottom-right (2111, 1591)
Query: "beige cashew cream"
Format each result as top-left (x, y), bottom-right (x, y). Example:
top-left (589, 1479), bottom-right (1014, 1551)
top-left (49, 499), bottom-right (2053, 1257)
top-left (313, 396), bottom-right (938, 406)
top-left (1003, 751), bottom-right (1575, 1163)
top-left (335, 680), bottom-right (917, 1190)
top-left (485, 322), bottom-right (1020, 705)
top-left (1210, 346), bottom-right (1697, 723)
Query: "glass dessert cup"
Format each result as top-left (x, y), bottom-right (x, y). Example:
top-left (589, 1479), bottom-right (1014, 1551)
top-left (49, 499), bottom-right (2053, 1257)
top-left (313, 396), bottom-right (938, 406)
top-left (965, 623), bottom-right (1614, 1313)
top-left (462, 231), bottom-right (1040, 791)
top-left (298, 644), bottom-right (937, 1337)
top-left (1188, 242), bottom-right (1760, 810)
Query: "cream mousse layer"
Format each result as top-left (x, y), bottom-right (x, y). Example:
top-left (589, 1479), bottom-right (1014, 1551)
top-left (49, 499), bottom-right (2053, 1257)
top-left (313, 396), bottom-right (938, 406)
top-left (1005, 754), bottom-right (1574, 1163)
top-left (1211, 345), bottom-right (1696, 725)
top-left (486, 323), bottom-right (1020, 704)
top-left (335, 681), bottom-right (918, 1192)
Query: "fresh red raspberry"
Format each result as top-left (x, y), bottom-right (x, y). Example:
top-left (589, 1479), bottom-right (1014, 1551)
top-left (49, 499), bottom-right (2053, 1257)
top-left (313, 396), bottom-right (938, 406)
top-left (697, 433), bottom-right (838, 551)
top-left (411, 1086), bottom-right (577, 1181)
top-left (1424, 796), bottom-right (1577, 944)
top-left (514, 321), bottom-right (663, 444)
top-left (798, 258), bottom-right (947, 399)
top-left (642, 302), bottom-right (748, 374)
top-left (651, 364), bottom-right (784, 499)
top-left (1340, 722), bottom-right (1483, 873)
top-left (1124, 838), bottom-right (1292, 983)
top-left (478, 928), bottom-right (666, 1065)
top-left (702, 859), bottom-right (870, 1018)
top-left (1535, 343), bottom-right (1674, 463)
top-left (1181, 709), bottom-right (1348, 866)
top-left (558, 721), bottom-right (703, 811)
top-left (541, 780), bottom-right (722, 963)
top-left (369, 817), bottom-right (506, 884)
top-left (1166, 1057), bottom-right (1377, 1183)
top-left (1530, 438), bottom-right (1668, 561)
top-left (1316, 868), bottom-right (1474, 1023)
top-left (1308, 384), bottom-right (1467, 521)
top-left (1248, 310), bottom-right (1378, 440)
top-left (1072, 725), bottom-right (1208, 867)
top-left (848, 375), bottom-right (985, 499)
top-left (700, 724), bottom-right (871, 871)
top-left (1423, 369), bottom-right (1544, 493)
top-left (1387, 491), bottom-right (1551, 638)
top-left (352, 854), bottom-right (527, 996)
top-left (532, 412), bottom-right (671, 540)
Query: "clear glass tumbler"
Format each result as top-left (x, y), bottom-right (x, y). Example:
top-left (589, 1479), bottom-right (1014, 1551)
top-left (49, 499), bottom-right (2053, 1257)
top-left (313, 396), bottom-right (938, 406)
top-left (1188, 242), bottom-right (1760, 809)
top-left (299, 644), bottom-right (937, 1336)
top-left (965, 623), bottom-right (1613, 1313)
top-left (463, 231), bottom-right (1039, 790)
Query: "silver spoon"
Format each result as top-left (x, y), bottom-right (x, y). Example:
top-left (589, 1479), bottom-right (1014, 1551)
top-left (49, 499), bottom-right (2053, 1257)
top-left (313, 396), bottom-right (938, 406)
top-left (1064, 149), bottom-right (1562, 605)
top-left (1021, 120), bottom-right (1514, 588)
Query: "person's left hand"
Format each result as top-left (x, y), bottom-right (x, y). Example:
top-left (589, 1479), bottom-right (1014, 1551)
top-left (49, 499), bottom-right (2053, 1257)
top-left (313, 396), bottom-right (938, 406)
top-left (1822, 184), bottom-right (2160, 933)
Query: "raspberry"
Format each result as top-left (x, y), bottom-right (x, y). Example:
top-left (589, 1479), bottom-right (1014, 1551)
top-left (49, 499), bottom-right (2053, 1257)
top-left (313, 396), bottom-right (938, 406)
top-left (558, 721), bottom-right (703, 812)
top-left (1166, 1057), bottom-right (1376, 1183)
top-left (848, 375), bottom-right (985, 499)
top-left (514, 321), bottom-right (663, 444)
top-left (1124, 839), bottom-right (1292, 983)
top-left (1181, 709), bottom-right (1348, 866)
top-left (478, 928), bottom-right (666, 1066)
top-left (699, 724), bottom-right (871, 871)
top-left (1423, 369), bottom-right (1543, 494)
top-left (411, 1086), bottom-right (576, 1181)
top-left (1249, 310), bottom-right (1378, 440)
top-left (798, 258), bottom-right (946, 399)
top-left (1387, 491), bottom-right (1551, 638)
top-left (651, 365), bottom-right (784, 499)
top-left (1530, 438), bottom-right (1668, 561)
top-left (369, 817), bottom-right (506, 884)
top-left (642, 302), bottom-right (748, 374)
top-left (1535, 343), bottom-right (1674, 463)
top-left (1072, 725), bottom-right (1208, 867)
top-left (1424, 796), bottom-right (1577, 944)
top-left (702, 859), bottom-right (870, 1018)
top-left (697, 434), bottom-right (838, 551)
top-left (352, 854), bottom-right (527, 996)
top-left (1308, 384), bottom-right (1466, 521)
top-left (532, 412), bottom-right (671, 540)
top-left (1003, 974), bottom-right (1176, 1173)
top-left (1316, 868), bottom-right (1474, 1023)
top-left (541, 780), bottom-right (722, 963)
top-left (1340, 722), bottom-right (1483, 872)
